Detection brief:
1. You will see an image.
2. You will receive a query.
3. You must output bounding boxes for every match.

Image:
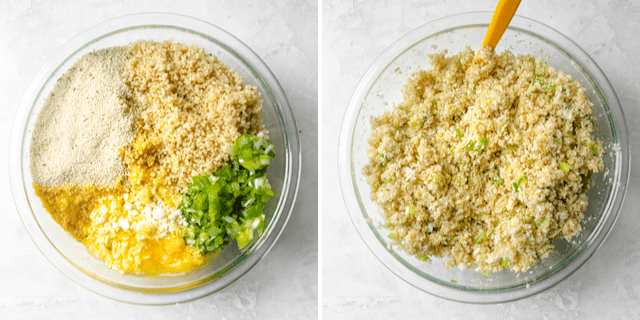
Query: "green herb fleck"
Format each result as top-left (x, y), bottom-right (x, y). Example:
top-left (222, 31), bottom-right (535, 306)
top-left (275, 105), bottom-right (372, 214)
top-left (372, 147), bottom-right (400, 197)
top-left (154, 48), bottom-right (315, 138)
top-left (513, 176), bottom-right (527, 192)
top-left (529, 57), bottom-right (535, 63)
top-left (379, 153), bottom-right (388, 167)
top-left (416, 255), bottom-right (431, 262)
top-left (455, 129), bottom-right (463, 137)
top-left (408, 205), bottom-right (416, 215)
top-left (492, 178), bottom-right (504, 185)
top-left (481, 270), bottom-right (491, 276)
top-left (475, 137), bottom-right (488, 152)
top-left (475, 232), bottom-right (487, 244)
top-left (504, 145), bottom-right (517, 154)
top-left (562, 88), bottom-right (567, 92)
top-left (590, 145), bottom-right (597, 154)
top-left (431, 99), bottom-right (437, 108)
top-left (539, 218), bottom-right (548, 226)
top-left (451, 279), bottom-right (457, 284)
top-left (545, 85), bottom-right (556, 92)
top-left (385, 178), bottom-right (393, 183)
top-left (465, 140), bottom-right (476, 151)
top-left (559, 162), bottom-right (572, 173)
top-left (388, 233), bottom-right (397, 240)
top-left (532, 77), bottom-right (544, 85)
top-left (537, 247), bottom-right (555, 260)
top-left (410, 121), bottom-right (418, 127)
top-left (501, 257), bottom-right (510, 268)
top-left (535, 66), bottom-right (545, 76)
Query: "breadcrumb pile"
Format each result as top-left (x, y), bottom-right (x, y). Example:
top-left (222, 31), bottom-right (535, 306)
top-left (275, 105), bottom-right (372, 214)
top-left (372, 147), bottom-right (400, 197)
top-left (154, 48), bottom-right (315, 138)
top-left (363, 46), bottom-right (604, 273)
top-left (125, 40), bottom-right (265, 193)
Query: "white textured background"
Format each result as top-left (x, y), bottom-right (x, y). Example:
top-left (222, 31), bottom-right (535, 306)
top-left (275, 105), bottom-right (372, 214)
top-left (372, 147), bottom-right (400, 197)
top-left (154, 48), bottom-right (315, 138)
top-left (0, 0), bottom-right (317, 319)
top-left (323, 0), bottom-right (639, 319)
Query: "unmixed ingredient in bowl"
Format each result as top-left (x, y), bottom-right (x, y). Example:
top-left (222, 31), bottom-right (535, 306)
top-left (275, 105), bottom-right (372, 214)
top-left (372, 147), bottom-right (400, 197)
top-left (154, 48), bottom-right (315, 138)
top-left (31, 40), bottom-right (273, 275)
top-left (30, 47), bottom-right (136, 187)
top-left (125, 40), bottom-right (265, 193)
top-left (181, 134), bottom-right (275, 253)
top-left (363, 46), bottom-right (604, 273)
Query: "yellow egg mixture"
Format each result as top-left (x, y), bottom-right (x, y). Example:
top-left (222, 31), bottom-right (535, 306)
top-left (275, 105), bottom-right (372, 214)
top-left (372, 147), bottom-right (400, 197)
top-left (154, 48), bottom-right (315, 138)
top-left (35, 149), bottom-right (209, 275)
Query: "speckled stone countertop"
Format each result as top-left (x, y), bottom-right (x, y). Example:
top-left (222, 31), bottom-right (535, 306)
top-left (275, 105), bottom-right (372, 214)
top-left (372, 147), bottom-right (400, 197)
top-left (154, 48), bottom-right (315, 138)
top-left (323, 0), bottom-right (639, 319)
top-left (0, 1), bottom-right (317, 319)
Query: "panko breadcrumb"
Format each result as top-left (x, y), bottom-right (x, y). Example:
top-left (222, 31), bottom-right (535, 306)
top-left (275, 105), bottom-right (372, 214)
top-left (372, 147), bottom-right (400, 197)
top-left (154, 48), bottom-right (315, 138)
top-left (125, 40), bottom-right (265, 193)
top-left (363, 46), bottom-right (604, 273)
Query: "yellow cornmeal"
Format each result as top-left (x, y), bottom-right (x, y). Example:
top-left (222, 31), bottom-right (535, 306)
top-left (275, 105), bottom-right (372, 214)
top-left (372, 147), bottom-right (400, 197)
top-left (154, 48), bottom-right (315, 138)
top-left (35, 183), bottom-right (111, 242)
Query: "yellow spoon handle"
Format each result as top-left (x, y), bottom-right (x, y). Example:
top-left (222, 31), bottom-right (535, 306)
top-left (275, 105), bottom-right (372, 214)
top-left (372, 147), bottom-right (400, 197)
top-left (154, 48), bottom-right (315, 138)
top-left (482, 0), bottom-right (522, 49)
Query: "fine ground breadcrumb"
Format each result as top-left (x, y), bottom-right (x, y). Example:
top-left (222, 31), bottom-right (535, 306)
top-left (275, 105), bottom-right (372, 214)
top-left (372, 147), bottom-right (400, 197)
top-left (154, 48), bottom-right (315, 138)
top-left (30, 47), bottom-right (136, 187)
top-left (363, 46), bottom-right (604, 273)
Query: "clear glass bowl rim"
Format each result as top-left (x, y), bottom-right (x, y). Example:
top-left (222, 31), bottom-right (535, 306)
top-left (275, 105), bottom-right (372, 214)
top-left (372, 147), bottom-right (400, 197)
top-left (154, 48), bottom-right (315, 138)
top-left (338, 11), bottom-right (629, 304)
top-left (9, 13), bottom-right (301, 305)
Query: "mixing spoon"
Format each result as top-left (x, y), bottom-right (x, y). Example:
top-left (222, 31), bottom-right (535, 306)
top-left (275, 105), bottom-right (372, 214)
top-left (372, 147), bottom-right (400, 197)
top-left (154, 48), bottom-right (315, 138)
top-left (482, 0), bottom-right (522, 50)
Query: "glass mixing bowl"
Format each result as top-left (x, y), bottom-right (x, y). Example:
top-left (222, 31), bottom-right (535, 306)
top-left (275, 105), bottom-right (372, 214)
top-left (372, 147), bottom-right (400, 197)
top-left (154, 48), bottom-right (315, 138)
top-left (338, 12), bottom-right (629, 303)
top-left (9, 13), bottom-right (300, 305)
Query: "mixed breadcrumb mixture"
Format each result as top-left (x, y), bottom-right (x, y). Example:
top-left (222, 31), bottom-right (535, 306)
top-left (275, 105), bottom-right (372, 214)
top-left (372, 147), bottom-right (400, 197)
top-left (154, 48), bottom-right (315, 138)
top-left (31, 40), bottom-right (266, 275)
top-left (363, 46), bottom-right (604, 273)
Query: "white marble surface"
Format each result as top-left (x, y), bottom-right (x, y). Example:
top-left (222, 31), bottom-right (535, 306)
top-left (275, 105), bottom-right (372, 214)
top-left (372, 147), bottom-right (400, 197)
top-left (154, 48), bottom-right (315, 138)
top-left (0, 0), bottom-right (317, 319)
top-left (323, 0), bottom-right (639, 319)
